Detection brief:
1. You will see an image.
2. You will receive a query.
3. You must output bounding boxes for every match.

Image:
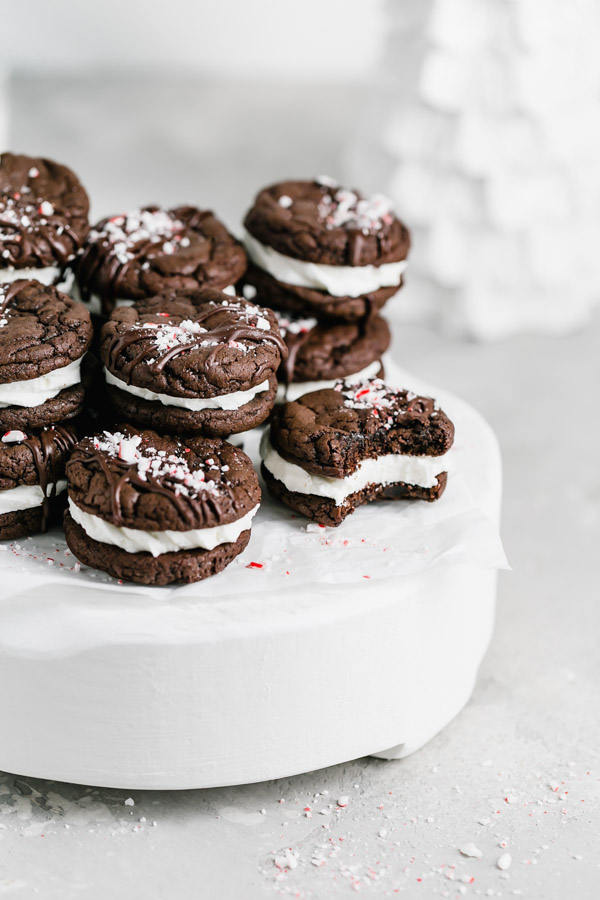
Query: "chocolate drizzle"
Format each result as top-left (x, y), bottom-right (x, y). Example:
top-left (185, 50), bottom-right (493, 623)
top-left (71, 431), bottom-right (239, 529)
top-left (0, 152), bottom-right (89, 270)
top-left (106, 299), bottom-right (288, 387)
top-left (0, 282), bottom-right (20, 318)
top-left (75, 205), bottom-right (246, 317)
top-left (75, 207), bottom-right (184, 315)
top-left (20, 426), bottom-right (76, 531)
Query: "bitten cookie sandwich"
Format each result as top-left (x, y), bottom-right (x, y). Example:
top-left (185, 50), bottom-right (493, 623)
top-left (274, 308), bottom-right (390, 402)
top-left (73, 205), bottom-right (247, 316)
top-left (100, 288), bottom-right (287, 436)
top-left (0, 152), bottom-right (89, 289)
top-left (64, 428), bottom-right (260, 585)
top-left (261, 377), bottom-right (454, 526)
top-left (0, 280), bottom-right (93, 431)
top-left (242, 177), bottom-right (410, 322)
top-left (0, 424), bottom-right (76, 540)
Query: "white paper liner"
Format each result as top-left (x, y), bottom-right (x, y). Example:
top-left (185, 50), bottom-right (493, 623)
top-left (0, 362), bottom-right (507, 600)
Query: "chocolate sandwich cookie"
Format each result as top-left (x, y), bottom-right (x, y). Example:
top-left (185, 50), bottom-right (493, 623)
top-left (0, 424), bottom-right (77, 540)
top-left (274, 308), bottom-right (390, 402)
top-left (64, 427), bottom-right (260, 585)
top-left (73, 205), bottom-right (247, 317)
top-left (261, 377), bottom-right (454, 526)
top-left (0, 152), bottom-right (89, 289)
top-left (0, 280), bottom-right (93, 431)
top-left (100, 288), bottom-right (287, 437)
top-left (242, 177), bottom-right (410, 323)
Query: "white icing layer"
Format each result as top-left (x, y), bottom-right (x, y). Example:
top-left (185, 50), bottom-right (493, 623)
top-left (243, 229), bottom-right (408, 298)
top-left (277, 360), bottom-right (382, 404)
top-left (260, 431), bottom-right (448, 504)
top-left (0, 480), bottom-right (67, 514)
top-left (104, 368), bottom-right (270, 412)
top-left (0, 358), bottom-right (83, 408)
top-left (68, 498), bottom-right (259, 557)
top-left (0, 265), bottom-right (61, 287)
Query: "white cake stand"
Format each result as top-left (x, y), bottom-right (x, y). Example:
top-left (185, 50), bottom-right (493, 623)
top-left (0, 368), bottom-right (502, 789)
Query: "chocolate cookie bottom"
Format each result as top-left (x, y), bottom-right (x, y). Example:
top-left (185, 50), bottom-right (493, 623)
top-left (262, 464), bottom-right (447, 527)
top-left (63, 513), bottom-right (251, 586)
top-left (0, 494), bottom-right (67, 541)
top-left (0, 384), bottom-right (85, 432)
top-left (242, 264), bottom-right (402, 323)
top-left (105, 375), bottom-right (278, 437)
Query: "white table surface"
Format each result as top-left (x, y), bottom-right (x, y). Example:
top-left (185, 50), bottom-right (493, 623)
top-left (2, 75), bottom-right (598, 899)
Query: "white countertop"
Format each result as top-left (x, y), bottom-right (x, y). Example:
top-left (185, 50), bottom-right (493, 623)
top-left (2, 74), bottom-right (598, 898)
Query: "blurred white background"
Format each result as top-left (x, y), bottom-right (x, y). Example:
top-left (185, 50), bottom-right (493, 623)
top-left (3, 0), bottom-right (384, 79)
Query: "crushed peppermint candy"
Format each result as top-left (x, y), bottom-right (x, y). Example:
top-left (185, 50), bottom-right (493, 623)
top-left (90, 431), bottom-right (226, 500)
top-left (90, 208), bottom-right (185, 266)
top-left (134, 319), bottom-right (207, 356)
top-left (338, 378), bottom-right (394, 410)
top-left (278, 195), bottom-right (293, 208)
top-left (274, 310), bottom-right (317, 338)
top-left (0, 192), bottom-right (61, 250)
top-left (242, 284), bottom-right (257, 300)
top-left (318, 186), bottom-right (394, 233)
top-left (39, 200), bottom-right (54, 217)
top-left (2, 429), bottom-right (27, 444)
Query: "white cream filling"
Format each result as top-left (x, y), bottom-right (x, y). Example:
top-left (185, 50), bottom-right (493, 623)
top-left (277, 360), bottom-right (382, 404)
top-left (68, 497), bottom-right (259, 557)
top-left (70, 283), bottom-right (236, 314)
top-left (0, 480), bottom-right (67, 515)
top-left (0, 265), bottom-right (73, 292)
top-left (0, 357), bottom-right (83, 408)
top-left (260, 431), bottom-right (448, 505)
top-left (243, 229), bottom-right (408, 298)
top-left (0, 265), bottom-right (60, 287)
top-left (104, 367), bottom-right (269, 412)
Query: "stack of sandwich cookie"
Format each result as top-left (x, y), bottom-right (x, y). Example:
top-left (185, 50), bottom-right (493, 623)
top-left (72, 205), bottom-right (247, 317)
top-left (0, 280), bottom-right (93, 430)
top-left (0, 152), bottom-right (89, 290)
top-left (64, 428), bottom-right (260, 585)
top-left (0, 425), bottom-right (76, 540)
top-left (242, 177), bottom-right (410, 322)
top-left (100, 288), bottom-right (287, 436)
top-left (261, 377), bottom-right (454, 526)
top-left (274, 308), bottom-right (390, 402)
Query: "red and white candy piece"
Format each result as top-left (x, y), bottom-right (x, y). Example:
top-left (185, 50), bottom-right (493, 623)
top-left (2, 430), bottom-right (27, 444)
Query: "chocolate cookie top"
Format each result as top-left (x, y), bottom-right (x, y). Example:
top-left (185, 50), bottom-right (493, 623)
top-left (244, 178), bottom-right (410, 267)
top-left (0, 152), bottom-right (89, 270)
top-left (67, 427), bottom-right (260, 532)
top-left (275, 309), bottom-right (390, 384)
top-left (100, 288), bottom-right (287, 399)
top-left (269, 377), bottom-right (454, 478)
top-left (0, 424), bottom-right (76, 492)
top-left (0, 280), bottom-right (93, 383)
top-left (75, 206), bottom-right (247, 313)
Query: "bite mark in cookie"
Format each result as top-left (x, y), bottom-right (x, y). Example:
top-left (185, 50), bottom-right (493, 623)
top-left (261, 377), bottom-right (454, 525)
